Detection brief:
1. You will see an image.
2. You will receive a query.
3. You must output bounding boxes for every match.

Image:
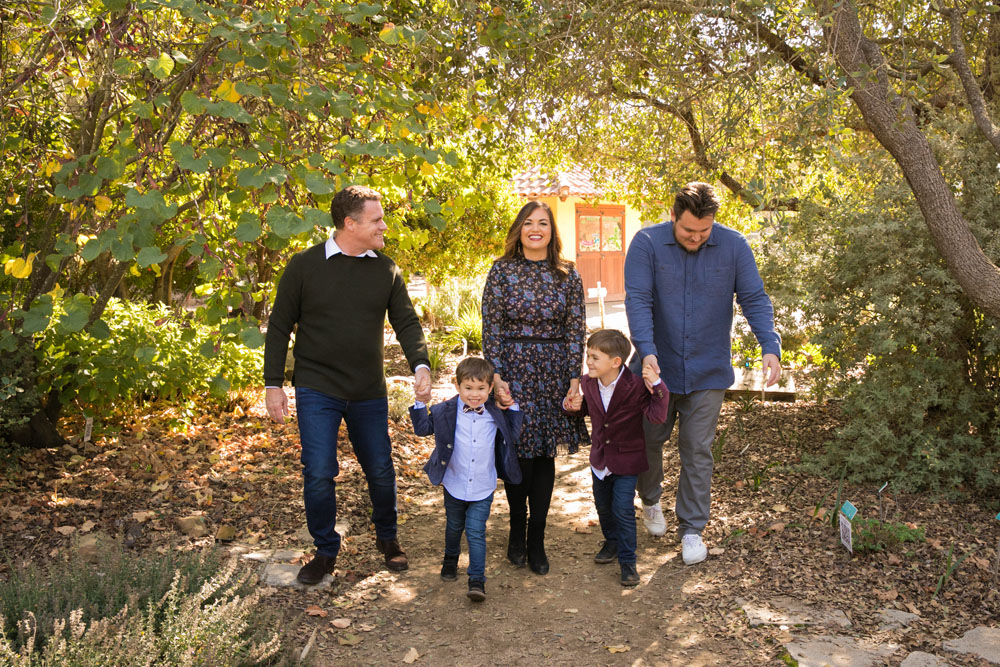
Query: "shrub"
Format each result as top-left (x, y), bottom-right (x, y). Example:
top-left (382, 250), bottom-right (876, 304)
top-left (768, 126), bottom-right (1000, 497)
top-left (33, 298), bottom-right (263, 424)
top-left (387, 382), bottom-right (413, 422)
top-left (851, 519), bottom-right (925, 554)
top-left (451, 304), bottom-right (483, 351)
top-left (418, 278), bottom-right (484, 330)
top-left (0, 544), bottom-right (291, 665)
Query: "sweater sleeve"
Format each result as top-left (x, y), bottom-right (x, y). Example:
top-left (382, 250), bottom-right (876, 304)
top-left (386, 262), bottom-right (429, 372)
top-left (481, 261), bottom-right (507, 377)
top-left (263, 252), bottom-right (302, 387)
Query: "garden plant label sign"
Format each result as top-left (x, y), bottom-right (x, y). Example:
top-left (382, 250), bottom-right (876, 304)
top-left (839, 501), bottom-right (858, 554)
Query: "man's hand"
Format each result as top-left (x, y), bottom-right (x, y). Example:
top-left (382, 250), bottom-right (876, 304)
top-left (414, 366), bottom-right (432, 403)
top-left (265, 386), bottom-right (290, 422)
top-left (763, 353), bottom-right (781, 387)
top-left (641, 354), bottom-right (660, 390)
top-left (493, 373), bottom-right (514, 408)
top-left (641, 363), bottom-right (660, 392)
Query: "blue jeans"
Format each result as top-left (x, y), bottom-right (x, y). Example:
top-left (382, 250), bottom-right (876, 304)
top-left (592, 472), bottom-right (638, 565)
top-left (295, 387), bottom-right (397, 558)
top-left (443, 488), bottom-right (494, 583)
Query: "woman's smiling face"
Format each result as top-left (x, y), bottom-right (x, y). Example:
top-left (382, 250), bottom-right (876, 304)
top-left (520, 209), bottom-right (552, 259)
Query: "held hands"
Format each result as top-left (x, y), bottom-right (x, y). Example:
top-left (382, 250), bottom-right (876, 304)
top-left (493, 374), bottom-right (514, 409)
top-left (641, 354), bottom-right (660, 391)
top-left (414, 366), bottom-right (432, 404)
top-left (563, 378), bottom-right (583, 412)
top-left (265, 386), bottom-right (290, 422)
top-left (763, 353), bottom-right (782, 387)
top-left (641, 363), bottom-right (660, 393)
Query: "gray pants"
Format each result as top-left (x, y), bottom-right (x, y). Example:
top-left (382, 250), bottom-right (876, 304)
top-left (636, 389), bottom-right (726, 537)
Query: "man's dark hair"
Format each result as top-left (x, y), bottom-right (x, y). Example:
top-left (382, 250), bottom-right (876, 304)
top-left (455, 357), bottom-right (494, 385)
top-left (586, 329), bottom-right (632, 363)
top-left (672, 182), bottom-right (720, 221)
top-left (330, 185), bottom-right (382, 229)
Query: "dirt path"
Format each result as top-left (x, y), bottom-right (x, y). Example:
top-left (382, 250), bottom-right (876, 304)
top-left (303, 451), bottom-right (737, 666)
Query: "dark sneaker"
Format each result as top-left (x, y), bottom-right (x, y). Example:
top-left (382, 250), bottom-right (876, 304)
top-left (296, 553), bottom-right (336, 585)
top-left (467, 580), bottom-right (486, 602)
top-left (376, 538), bottom-right (409, 572)
top-left (620, 562), bottom-right (639, 587)
top-left (594, 540), bottom-right (618, 564)
top-left (440, 556), bottom-right (459, 581)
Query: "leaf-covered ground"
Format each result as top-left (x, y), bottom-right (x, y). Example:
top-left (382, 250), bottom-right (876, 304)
top-left (1, 354), bottom-right (998, 665)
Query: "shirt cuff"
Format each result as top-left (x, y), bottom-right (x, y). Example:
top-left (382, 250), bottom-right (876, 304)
top-left (509, 402), bottom-right (519, 411)
top-left (414, 364), bottom-right (430, 373)
top-left (265, 385), bottom-right (282, 389)
top-left (650, 378), bottom-right (661, 386)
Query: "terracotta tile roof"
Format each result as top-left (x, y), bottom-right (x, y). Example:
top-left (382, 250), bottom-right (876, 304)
top-left (513, 166), bottom-right (602, 198)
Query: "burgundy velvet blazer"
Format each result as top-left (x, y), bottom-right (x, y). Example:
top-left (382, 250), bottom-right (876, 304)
top-left (567, 367), bottom-right (669, 476)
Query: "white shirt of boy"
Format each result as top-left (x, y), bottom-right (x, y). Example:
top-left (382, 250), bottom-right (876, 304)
top-left (591, 367), bottom-right (624, 481)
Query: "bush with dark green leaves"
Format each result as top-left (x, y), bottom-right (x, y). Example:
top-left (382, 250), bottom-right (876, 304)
top-left (763, 126), bottom-right (1000, 497)
top-left (34, 298), bottom-right (262, 423)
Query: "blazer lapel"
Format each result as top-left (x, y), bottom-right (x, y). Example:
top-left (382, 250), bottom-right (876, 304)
top-left (583, 377), bottom-right (606, 418)
top-left (604, 368), bottom-right (635, 417)
top-left (442, 397), bottom-right (458, 438)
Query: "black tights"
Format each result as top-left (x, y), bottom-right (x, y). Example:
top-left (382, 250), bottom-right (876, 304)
top-left (505, 456), bottom-right (555, 538)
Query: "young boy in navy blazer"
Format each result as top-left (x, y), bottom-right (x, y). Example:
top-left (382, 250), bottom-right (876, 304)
top-left (410, 357), bottom-right (523, 601)
top-left (564, 329), bottom-right (669, 586)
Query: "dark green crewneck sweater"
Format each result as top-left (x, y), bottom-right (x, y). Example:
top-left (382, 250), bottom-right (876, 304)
top-left (263, 242), bottom-right (428, 400)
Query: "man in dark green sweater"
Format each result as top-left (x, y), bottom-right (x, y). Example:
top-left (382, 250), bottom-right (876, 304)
top-left (264, 185), bottom-right (431, 585)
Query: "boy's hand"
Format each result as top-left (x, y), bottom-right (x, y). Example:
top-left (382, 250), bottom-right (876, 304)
top-left (641, 355), bottom-right (660, 391)
top-left (641, 364), bottom-right (660, 392)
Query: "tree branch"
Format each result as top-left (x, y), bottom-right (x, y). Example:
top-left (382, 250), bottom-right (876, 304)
top-left (614, 86), bottom-right (798, 210)
top-left (942, 7), bottom-right (1000, 155)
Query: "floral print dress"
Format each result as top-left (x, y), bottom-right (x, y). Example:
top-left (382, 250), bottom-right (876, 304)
top-left (482, 257), bottom-right (589, 458)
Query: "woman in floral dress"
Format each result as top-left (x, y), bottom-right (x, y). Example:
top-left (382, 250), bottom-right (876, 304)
top-left (482, 201), bottom-right (588, 575)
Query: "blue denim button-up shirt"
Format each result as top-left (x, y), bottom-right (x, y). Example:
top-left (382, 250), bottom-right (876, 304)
top-left (624, 222), bottom-right (781, 395)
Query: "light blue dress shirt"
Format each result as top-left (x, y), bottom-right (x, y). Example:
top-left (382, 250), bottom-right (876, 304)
top-left (624, 221), bottom-right (781, 394)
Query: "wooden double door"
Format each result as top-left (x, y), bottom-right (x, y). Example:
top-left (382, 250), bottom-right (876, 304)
top-left (576, 205), bottom-right (625, 302)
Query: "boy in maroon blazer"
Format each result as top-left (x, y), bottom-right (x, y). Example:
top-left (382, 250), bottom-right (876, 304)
top-left (563, 329), bottom-right (669, 586)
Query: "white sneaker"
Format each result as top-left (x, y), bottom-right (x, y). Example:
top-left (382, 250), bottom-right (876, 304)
top-left (681, 534), bottom-right (707, 565)
top-left (641, 503), bottom-right (667, 537)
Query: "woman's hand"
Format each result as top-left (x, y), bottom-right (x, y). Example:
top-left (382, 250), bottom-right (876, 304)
top-left (493, 373), bottom-right (514, 408)
top-left (564, 378), bottom-right (581, 406)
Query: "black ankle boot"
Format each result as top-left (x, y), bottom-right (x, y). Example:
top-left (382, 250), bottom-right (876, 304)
top-left (507, 526), bottom-right (526, 567)
top-left (526, 521), bottom-right (549, 575)
top-left (440, 555), bottom-right (459, 581)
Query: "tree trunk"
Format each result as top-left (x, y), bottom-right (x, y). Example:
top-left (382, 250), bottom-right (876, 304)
top-left (1, 340), bottom-right (66, 449)
top-left (152, 243), bottom-right (186, 305)
top-left (817, 0), bottom-right (1000, 319)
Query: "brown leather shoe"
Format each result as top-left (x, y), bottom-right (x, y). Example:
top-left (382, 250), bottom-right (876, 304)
top-left (376, 538), bottom-right (409, 571)
top-left (296, 553), bottom-right (336, 585)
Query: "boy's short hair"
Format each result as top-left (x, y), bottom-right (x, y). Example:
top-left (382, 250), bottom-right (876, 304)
top-left (587, 329), bottom-right (632, 362)
top-left (455, 357), bottom-right (494, 385)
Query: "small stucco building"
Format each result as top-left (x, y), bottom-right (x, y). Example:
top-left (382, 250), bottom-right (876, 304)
top-left (513, 167), bottom-right (644, 301)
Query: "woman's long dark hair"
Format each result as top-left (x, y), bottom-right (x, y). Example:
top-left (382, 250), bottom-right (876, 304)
top-left (501, 201), bottom-right (571, 279)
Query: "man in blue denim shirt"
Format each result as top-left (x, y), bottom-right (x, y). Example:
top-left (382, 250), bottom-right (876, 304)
top-left (624, 182), bottom-right (781, 565)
